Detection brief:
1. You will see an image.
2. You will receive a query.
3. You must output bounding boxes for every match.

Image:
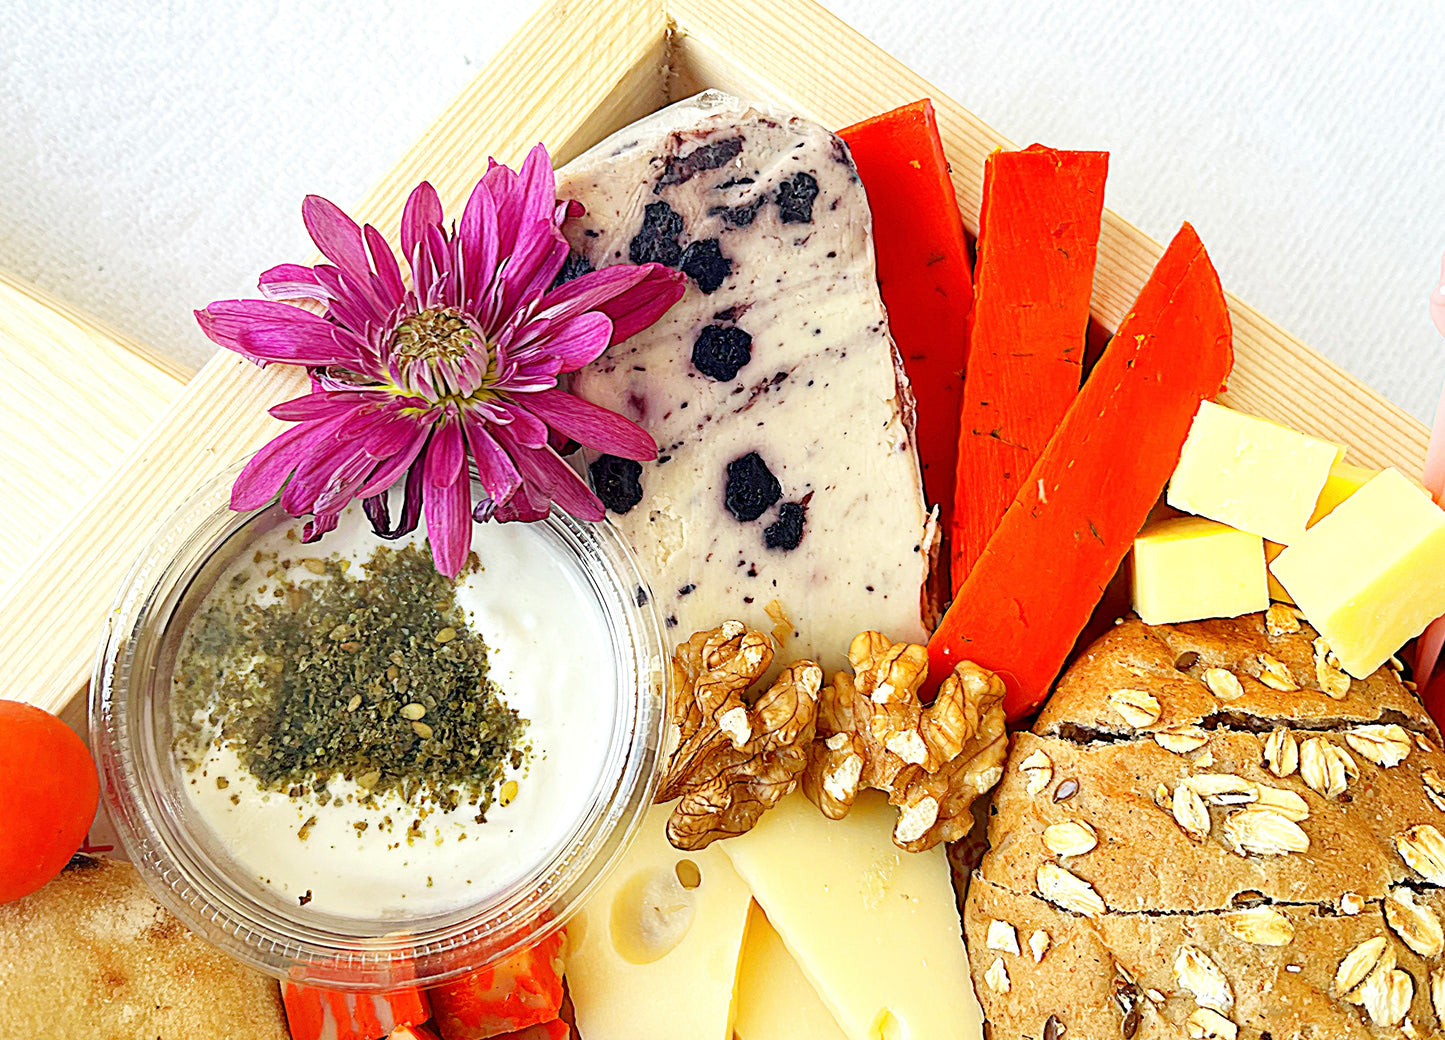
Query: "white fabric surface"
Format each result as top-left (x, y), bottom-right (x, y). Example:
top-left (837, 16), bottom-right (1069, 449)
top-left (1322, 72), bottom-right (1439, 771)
top-left (1, 0), bottom-right (1443, 421)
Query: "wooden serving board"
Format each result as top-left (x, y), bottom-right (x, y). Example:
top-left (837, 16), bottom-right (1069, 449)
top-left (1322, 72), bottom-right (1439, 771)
top-left (0, 0), bottom-right (1429, 720)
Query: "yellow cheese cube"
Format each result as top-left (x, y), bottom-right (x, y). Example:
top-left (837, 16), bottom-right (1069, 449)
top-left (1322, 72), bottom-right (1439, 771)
top-left (566, 803), bottom-right (752, 1040)
top-left (1264, 462), bottom-right (1380, 602)
top-left (722, 791), bottom-right (982, 1040)
top-left (735, 903), bottom-right (849, 1040)
top-left (1271, 468), bottom-right (1445, 678)
top-left (1132, 517), bottom-right (1268, 625)
top-left (1167, 400), bottom-right (1343, 544)
top-left (1310, 462), bottom-right (1378, 526)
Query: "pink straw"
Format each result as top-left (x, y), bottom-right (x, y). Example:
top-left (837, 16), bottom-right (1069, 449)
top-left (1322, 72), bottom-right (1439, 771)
top-left (1407, 253), bottom-right (1445, 689)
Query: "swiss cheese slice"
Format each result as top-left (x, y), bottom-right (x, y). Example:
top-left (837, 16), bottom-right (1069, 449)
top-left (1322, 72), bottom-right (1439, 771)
top-left (564, 803), bottom-right (752, 1040)
top-left (721, 791), bottom-right (982, 1040)
top-left (735, 902), bottom-right (849, 1040)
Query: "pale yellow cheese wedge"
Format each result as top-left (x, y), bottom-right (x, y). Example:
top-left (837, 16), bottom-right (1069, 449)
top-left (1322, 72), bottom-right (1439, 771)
top-left (1168, 400), bottom-right (1343, 544)
top-left (735, 902), bottom-right (849, 1040)
top-left (721, 791), bottom-right (982, 1040)
top-left (1272, 468), bottom-right (1445, 677)
top-left (565, 803), bottom-right (752, 1040)
top-left (1132, 516), bottom-right (1267, 625)
top-left (1265, 462), bottom-right (1379, 602)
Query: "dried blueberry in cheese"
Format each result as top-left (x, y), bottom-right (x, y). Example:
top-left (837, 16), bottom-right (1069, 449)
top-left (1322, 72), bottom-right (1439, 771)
top-left (724, 452), bottom-right (782, 522)
top-left (560, 91), bottom-right (930, 672)
top-left (628, 201), bottom-right (685, 266)
top-left (775, 172), bottom-right (820, 224)
top-left (692, 325), bottom-right (754, 382)
top-left (658, 137), bottom-right (745, 189)
top-left (588, 455), bottom-right (644, 515)
top-left (679, 239), bottom-right (732, 293)
top-left (764, 501), bottom-right (807, 551)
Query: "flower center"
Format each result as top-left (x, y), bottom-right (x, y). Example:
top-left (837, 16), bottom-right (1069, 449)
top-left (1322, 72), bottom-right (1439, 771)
top-left (391, 308), bottom-right (478, 366)
top-left (389, 308), bottom-right (493, 400)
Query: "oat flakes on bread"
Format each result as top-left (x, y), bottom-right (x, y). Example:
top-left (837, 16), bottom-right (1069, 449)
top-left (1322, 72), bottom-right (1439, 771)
top-left (0, 854), bottom-right (288, 1039)
top-left (965, 613), bottom-right (1445, 1038)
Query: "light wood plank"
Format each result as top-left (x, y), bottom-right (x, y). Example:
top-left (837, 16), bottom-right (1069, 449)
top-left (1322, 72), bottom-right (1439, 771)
top-left (667, 0), bottom-right (1429, 472)
top-left (0, 0), bottom-right (670, 715)
top-left (0, 274), bottom-right (191, 593)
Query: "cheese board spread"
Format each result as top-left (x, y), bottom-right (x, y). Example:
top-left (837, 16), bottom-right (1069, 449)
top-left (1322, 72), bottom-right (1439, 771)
top-left (4, 19), bottom-right (1445, 1040)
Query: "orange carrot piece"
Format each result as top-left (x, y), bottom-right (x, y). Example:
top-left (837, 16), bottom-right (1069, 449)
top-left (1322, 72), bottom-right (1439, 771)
top-left (950, 145), bottom-right (1108, 590)
top-left (429, 931), bottom-right (566, 1040)
top-left (839, 100), bottom-right (974, 573)
top-left (283, 982), bottom-right (430, 1040)
top-left (927, 223), bottom-right (1233, 718)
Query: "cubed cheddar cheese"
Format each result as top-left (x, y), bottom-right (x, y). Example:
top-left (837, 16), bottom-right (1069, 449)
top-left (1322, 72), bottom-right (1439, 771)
top-left (1167, 400), bottom-right (1343, 544)
top-left (721, 791), bottom-right (981, 1040)
top-left (565, 804), bottom-right (752, 1040)
top-left (735, 903), bottom-right (848, 1040)
top-left (1264, 462), bottom-right (1379, 602)
top-left (1132, 516), bottom-right (1268, 625)
top-left (1272, 468), bottom-right (1445, 677)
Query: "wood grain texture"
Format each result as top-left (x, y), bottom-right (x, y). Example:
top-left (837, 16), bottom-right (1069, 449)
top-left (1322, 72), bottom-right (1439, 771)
top-left (1, 0), bottom-right (1429, 719)
top-left (0, 273), bottom-right (190, 593)
top-left (0, 0), bottom-right (669, 714)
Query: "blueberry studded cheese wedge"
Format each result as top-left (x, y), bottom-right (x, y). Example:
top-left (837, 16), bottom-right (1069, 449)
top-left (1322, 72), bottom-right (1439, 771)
top-left (561, 91), bottom-right (931, 672)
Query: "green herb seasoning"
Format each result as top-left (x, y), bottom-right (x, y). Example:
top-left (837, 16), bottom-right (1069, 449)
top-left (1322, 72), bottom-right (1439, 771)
top-left (173, 543), bottom-right (527, 817)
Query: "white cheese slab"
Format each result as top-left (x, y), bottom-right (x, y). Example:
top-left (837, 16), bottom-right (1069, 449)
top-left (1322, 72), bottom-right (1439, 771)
top-left (559, 91), bottom-right (931, 673)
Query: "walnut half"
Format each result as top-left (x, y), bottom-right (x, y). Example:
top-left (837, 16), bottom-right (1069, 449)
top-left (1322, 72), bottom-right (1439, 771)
top-left (656, 622), bottom-right (823, 850)
top-left (801, 631), bottom-right (1009, 852)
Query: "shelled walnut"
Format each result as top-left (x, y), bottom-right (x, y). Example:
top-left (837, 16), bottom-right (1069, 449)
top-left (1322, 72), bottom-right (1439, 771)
top-left (655, 622), bottom-right (823, 850)
top-left (657, 624), bottom-right (1009, 853)
top-left (801, 631), bottom-right (1009, 851)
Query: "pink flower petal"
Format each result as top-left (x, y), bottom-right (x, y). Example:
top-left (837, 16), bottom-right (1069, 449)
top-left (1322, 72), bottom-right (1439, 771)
top-left (196, 299), bottom-right (366, 368)
top-left (424, 416), bottom-right (467, 490)
top-left (259, 264), bottom-right (329, 302)
top-left (462, 411), bottom-right (522, 508)
top-left (365, 224), bottom-right (407, 309)
top-left (355, 424), bottom-right (431, 498)
top-left (522, 388), bottom-right (656, 460)
top-left (423, 448), bottom-right (474, 577)
top-left (401, 181), bottom-right (444, 283)
top-left (269, 390), bottom-right (374, 422)
top-left (515, 142), bottom-right (557, 228)
top-left (494, 400), bottom-right (550, 448)
top-left (231, 423), bottom-right (321, 510)
top-left (459, 180), bottom-right (500, 316)
top-left (540, 262), bottom-right (685, 345)
top-left (303, 195), bottom-right (373, 290)
top-left (520, 311), bottom-right (612, 374)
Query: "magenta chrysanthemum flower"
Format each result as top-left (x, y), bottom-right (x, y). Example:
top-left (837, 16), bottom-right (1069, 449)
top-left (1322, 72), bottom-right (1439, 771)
top-left (196, 144), bottom-right (684, 576)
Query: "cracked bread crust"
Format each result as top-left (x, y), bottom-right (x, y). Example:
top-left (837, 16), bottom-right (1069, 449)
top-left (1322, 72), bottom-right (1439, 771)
top-left (1036, 615), bottom-right (1435, 740)
top-left (966, 614), bottom-right (1445, 1039)
top-left (967, 874), bottom-right (1444, 1039)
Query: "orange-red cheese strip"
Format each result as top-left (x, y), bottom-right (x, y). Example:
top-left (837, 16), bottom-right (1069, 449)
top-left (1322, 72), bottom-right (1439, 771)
top-left (839, 100), bottom-right (974, 572)
top-left (429, 930), bottom-right (565, 1040)
top-left (928, 222), bottom-right (1233, 718)
top-left (283, 982), bottom-right (430, 1040)
top-left (950, 145), bottom-right (1108, 589)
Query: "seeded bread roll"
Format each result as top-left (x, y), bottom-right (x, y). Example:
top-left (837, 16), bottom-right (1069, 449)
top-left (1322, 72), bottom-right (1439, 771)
top-left (0, 854), bottom-right (289, 1038)
top-left (965, 612), bottom-right (1445, 1039)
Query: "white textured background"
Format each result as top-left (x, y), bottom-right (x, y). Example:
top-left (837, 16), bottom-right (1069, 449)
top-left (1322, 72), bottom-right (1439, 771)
top-left (2, 0), bottom-right (1443, 420)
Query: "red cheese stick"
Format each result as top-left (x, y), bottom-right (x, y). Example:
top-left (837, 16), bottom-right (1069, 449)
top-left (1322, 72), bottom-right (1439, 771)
top-left (283, 982), bottom-right (430, 1040)
top-left (950, 145), bottom-right (1108, 589)
top-left (429, 930), bottom-right (566, 1040)
top-left (927, 222), bottom-right (1233, 718)
top-left (839, 100), bottom-right (974, 571)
